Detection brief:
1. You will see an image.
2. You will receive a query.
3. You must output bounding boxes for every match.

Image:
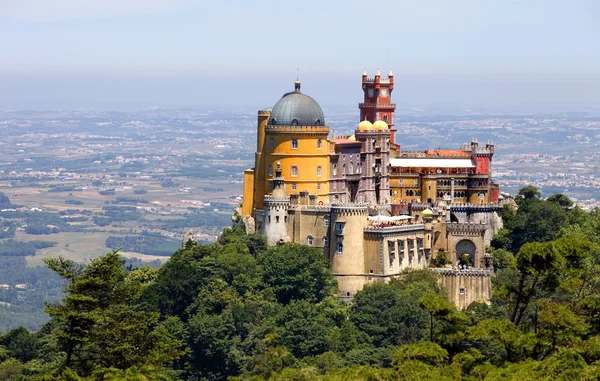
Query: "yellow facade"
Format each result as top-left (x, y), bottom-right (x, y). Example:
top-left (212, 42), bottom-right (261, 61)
top-left (251, 110), bottom-right (271, 211)
top-left (242, 169), bottom-right (255, 216)
top-left (263, 125), bottom-right (330, 203)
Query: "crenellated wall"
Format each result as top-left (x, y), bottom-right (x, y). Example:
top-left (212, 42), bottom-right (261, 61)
top-left (431, 268), bottom-right (492, 310)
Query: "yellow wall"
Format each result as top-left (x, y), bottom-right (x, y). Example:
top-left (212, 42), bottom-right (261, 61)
top-left (421, 178), bottom-right (437, 203)
top-left (242, 169), bottom-right (255, 216)
top-left (263, 126), bottom-right (330, 202)
top-left (252, 111), bottom-right (271, 211)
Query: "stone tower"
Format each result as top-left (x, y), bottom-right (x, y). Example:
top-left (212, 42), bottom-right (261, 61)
top-left (359, 69), bottom-right (397, 145)
top-left (261, 162), bottom-right (290, 245)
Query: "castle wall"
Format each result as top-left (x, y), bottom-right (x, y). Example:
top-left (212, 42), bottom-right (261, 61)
top-left (451, 207), bottom-right (503, 246)
top-left (242, 169), bottom-right (255, 216)
top-left (433, 269), bottom-right (492, 310)
top-left (330, 206), bottom-right (368, 297)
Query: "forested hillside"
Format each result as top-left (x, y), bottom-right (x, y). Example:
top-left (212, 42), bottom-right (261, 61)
top-left (1, 186), bottom-right (600, 380)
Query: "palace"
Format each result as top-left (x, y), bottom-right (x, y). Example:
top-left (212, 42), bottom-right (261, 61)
top-left (241, 70), bottom-right (503, 308)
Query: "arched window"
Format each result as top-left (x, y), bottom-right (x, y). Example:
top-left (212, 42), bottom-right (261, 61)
top-left (307, 235), bottom-right (313, 246)
top-left (324, 215), bottom-right (330, 227)
top-left (333, 164), bottom-right (337, 176)
top-left (336, 242), bottom-right (343, 253)
top-left (291, 166), bottom-right (298, 177)
top-left (315, 119), bottom-right (321, 126)
top-left (342, 164), bottom-right (346, 175)
top-left (269, 138), bottom-right (274, 150)
top-left (291, 119), bottom-right (298, 126)
top-left (317, 166), bottom-right (322, 177)
top-left (357, 164), bottom-right (361, 174)
top-left (323, 236), bottom-right (329, 247)
top-left (349, 163), bottom-right (354, 174)
top-left (268, 164), bottom-right (273, 177)
top-left (383, 114), bottom-right (388, 122)
top-left (317, 139), bottom-right (322, 149)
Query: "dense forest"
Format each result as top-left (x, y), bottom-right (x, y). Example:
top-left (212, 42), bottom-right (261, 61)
top-left (1, 186), bottom-right (600, 380)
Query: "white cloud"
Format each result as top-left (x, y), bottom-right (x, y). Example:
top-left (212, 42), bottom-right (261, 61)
top-left (0, 0), bottom-right (198, 21)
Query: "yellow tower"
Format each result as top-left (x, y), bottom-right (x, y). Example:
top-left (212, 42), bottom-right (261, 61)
top-left (261, 80), bottom-right (330, 203)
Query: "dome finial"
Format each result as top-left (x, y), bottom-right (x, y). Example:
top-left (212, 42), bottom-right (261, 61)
top-left (294, 79), bottom-right (301, 93)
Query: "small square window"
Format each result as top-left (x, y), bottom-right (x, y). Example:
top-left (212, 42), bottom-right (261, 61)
top-left (292, 183), bottom-right (297, 190)
top-left (460, 288), bottom-right (465, 295)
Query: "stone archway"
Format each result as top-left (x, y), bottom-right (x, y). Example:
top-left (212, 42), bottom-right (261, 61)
top-left (456, 239), bottom-right (476, 266)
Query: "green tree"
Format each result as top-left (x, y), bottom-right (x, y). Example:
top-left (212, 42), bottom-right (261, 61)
top-left (258, 244), bottom-right (336, 305)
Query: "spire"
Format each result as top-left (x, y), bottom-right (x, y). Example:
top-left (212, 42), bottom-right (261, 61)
top-left (375, 68), bottom-right (381, 76)
top-left (363, 69), bottom-right (367, 76)
top-left (388, 69), bottom-right (393, 77)
top-left (294, 80), bottom-right (301, 93)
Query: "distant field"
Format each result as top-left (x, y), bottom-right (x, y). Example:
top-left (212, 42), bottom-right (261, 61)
top-left (15, 231), bottom-right (169, 266)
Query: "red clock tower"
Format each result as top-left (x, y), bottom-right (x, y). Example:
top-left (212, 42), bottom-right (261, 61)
top-left (359, 69), bottom-right (397, 145)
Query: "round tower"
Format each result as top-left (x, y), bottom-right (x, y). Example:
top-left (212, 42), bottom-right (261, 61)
top-left (329, 205), bottom-right (369, 298)
top-left (261, 162), bottom-right (290, 245)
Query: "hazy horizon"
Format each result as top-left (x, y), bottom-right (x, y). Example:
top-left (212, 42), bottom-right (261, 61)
top-left (1, 0), bottom-right (598, 112)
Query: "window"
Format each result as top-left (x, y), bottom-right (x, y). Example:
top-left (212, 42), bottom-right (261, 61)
top-left (383, 114), bottom-right (388, 122)
top-left (324, 215), bottom-right (330, 227)
top-left (315, 119), bottom-right (321, 126)
top-left (291, 139), bottom-right (298, 149)
top-left (269, 138), bottom-right (274, 150)
top-left (323, 236), bottom-right (328, 247)
top-left (317, 183), bottom-right (321, 190)
top-left (349, 163), bottom-right (353, 174)
top-left (307, 235), bottom-right (313, 246)
top-left (342, 164), bottom-right (346, 175)
top-left (335, 222), bottom-right (344, 235)
top-left (275, 216), bottom-right (279, 223)
top-left (291, 166), bottom-right (298, 177)
top-left (269, 181), bottom-right (274, 190)
top-left (333, 164), bottom-right (337, 176)
top-left (336, 242), bottom-right (343, 253)
top-left (317, 166), bottom-right (322, 177)
top-left (268, 164), bottom-right (273, 177)
top-left (317, 139), bottom-right (322, 149)
top-left (459, 288), bottom-right (465, 295)
top-left (291, 183), bottom-right (297, 191)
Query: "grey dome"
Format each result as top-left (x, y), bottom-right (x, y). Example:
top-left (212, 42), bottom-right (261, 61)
top-left (269, 81), bottom-right (325, 126)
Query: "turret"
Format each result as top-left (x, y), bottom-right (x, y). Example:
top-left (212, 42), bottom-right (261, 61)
top-left (262, 162), bottom-right (291, 245)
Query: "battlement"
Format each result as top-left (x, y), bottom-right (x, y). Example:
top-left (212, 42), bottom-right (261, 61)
top-left (330, 204), bottom-right (369, 215)
top-left (430, 268), bottom-right (493, 277)
top-left (358, 103), bottom-right (396, 109)
top-left (364, 223), bottom-right (425, 235)
top-left (258, 110), bottom-right (271, 116)
top-left (446, 222), bottom-right (487, 233)
top-left (449, 203), bottom-right (502, 212)
top-left (264, 125), bottom-right (330, 134)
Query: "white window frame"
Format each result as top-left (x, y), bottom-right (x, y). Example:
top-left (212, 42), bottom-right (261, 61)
top-left (291, 139), bottom-right (298, 150)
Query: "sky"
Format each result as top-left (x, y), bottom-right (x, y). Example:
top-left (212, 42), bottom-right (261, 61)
top-left (0, 0), bottom-right (599, 111)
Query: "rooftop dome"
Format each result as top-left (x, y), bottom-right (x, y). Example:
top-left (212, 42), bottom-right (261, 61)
top-left (422, 208), bottom-right (433, 217)
top-left (269, 81), bottom-right (325, 127)
top-left (373, 120), bottom-right (388, 131)
top-left (357, 120), bottom-right (374, 131)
